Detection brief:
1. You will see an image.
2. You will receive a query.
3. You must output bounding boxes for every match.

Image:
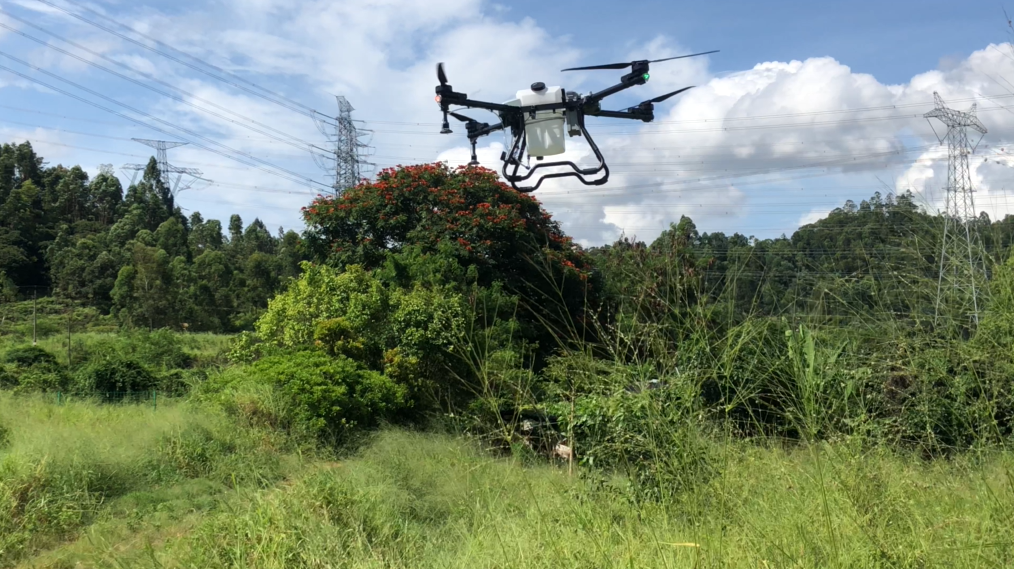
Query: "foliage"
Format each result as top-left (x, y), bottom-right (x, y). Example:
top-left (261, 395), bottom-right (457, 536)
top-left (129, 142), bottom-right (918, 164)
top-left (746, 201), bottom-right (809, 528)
top-left (256, 264), bottom-right (467, 407)
top-left (0, 345), bottom-right (67, 392)
top-left (2, 345), bottom-right (58, 368)
top-left (249, 352), bottom-right (408, 440)
top-left (301, 163), bottom-right (600, 355)
top-left (226, 331), bottom-right (263, 364)
top-left (0, 142), bottom-right (306, 332)
top-left (257, 263), bottom-right (388, 351)
top-left (73, 354), bottom-right (156, 394)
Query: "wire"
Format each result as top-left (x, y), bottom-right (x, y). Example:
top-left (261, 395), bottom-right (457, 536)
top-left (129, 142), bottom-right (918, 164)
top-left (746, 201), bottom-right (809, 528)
top-left (0, 119), bottom-right (322, 159)
top-left (30, 0), bottom-right (322, 119)
top-left (0, 50), bottom-right (327, 188)
top-left (0, 15), bottom-right (324, 156)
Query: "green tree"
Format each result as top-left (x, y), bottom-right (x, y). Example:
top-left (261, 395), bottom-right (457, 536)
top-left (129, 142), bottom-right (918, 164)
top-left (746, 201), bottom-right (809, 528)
top-left (111, 242), bottom-right (175, 330)
top-left (302, 164), bottom-right (599, 354)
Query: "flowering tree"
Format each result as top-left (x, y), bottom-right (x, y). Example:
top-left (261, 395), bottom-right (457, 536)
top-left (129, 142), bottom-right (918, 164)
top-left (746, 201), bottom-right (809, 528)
top-left (301, 164), bottom-right (600, 350)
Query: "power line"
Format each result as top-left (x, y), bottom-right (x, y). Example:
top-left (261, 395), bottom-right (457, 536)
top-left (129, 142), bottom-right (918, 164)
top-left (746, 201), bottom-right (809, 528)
top-left (29, 0), bottom-right (324, 120)
top-left (0, 15), bottom-right (325, 157)
top-left (0, 51), bottom-right (328, 188)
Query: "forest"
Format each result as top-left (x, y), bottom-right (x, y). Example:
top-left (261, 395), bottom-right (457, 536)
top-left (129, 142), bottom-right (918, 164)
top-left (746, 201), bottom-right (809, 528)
top-left (2, 141), bottom-right (1014, 567)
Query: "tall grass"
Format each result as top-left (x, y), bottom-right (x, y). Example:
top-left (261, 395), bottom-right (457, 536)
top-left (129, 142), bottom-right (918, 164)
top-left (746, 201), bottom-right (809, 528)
top-left (127, 430), bottom-right (1014, 568)
top-left (0, 392), bottom-right (306, 567)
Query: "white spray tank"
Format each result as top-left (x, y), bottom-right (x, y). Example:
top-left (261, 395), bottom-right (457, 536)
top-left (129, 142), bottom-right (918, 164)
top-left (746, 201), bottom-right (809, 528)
top-left (510, 82), bottom-right (566, 157)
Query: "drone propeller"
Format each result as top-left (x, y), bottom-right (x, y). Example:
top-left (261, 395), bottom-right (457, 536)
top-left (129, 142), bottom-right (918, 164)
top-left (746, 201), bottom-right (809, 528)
top-left (436, 62), bottom-right (453, 133)
top-left (561, 50), bottom-right (719, 72)
top-left (643, 85), bottom-right (694, 105)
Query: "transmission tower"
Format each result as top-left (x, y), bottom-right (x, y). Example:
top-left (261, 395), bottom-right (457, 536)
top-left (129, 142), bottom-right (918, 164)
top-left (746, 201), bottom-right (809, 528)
top-left (925, 92), bottom-right (989, 327)
top-left (121, 138), bottom-right (208, 196)
top-left (312, 96), bottom-right (373, 197)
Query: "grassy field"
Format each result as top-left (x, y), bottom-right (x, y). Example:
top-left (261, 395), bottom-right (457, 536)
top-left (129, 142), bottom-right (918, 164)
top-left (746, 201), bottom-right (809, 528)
top-left (2, 392), bottom-right (1013, 568)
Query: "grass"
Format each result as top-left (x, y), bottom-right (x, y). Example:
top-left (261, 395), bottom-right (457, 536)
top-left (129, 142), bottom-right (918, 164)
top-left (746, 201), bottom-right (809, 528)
top-left (4, 391), bottom-right (1012, 568)
top-left (0, 392), bottom-right (310, 568)
top-left (150, 432), bottom-right (1014, 568)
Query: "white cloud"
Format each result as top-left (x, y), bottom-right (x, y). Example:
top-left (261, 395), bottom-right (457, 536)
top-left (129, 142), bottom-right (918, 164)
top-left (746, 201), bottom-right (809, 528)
top-left (6, 0), bottom-right (1014, 244)
top-left (799, 208), bottom-right (831, 226)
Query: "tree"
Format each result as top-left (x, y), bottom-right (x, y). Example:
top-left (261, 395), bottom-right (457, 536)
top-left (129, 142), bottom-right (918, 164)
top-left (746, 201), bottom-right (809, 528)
top-left (89, 172), bottom-right (123, 226)
top-left (302, 164), bottom-right (599, 352)
top-left (111, 242), bottom-right (175, 330)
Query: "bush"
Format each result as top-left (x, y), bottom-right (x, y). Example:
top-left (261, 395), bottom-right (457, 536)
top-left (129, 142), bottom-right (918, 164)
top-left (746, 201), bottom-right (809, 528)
top-left (0, 366), bottom-right (14, 388)
top-left (74, 355), bottom-right (157, 394)
top-left (148, 424), bottom-right (237, 481)
top-left (13, 366), bottom-right (69, 393)
top-left (256, 264), bottom-right (389, 350)
top-left (250, 351), bottom-right (408, 440)
top-left (0, 346), bottom-right (68, 393)
top-left (226, 331), bottom-right (262, 365)
top-left (157, 368), bottom-right (208, 396)
top-left (131, 329), bottom-right (193, 370)
top-left (2, 345), bottom-right (58, 368)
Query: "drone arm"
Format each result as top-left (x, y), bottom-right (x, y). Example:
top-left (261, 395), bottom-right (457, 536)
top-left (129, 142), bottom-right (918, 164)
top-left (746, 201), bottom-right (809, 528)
top-left (453, 98), bottom-right (520, 114)
top-left (472, 122), bottom-right (505, 138)
top-left (586, 109), bottom-right (653, 122)
top-left (584, 75), bottom-right (647, 106)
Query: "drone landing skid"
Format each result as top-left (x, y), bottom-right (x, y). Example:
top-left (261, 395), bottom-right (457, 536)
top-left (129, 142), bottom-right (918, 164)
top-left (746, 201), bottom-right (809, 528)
top-left (502, 123), bottom-right (608, 193)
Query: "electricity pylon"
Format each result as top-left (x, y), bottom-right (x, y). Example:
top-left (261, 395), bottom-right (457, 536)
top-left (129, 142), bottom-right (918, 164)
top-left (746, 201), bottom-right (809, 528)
top-left (312, 96), bottom-right (374, 197)
top-left (121, 139), bottom-right (207, 196)
top-left (925, 92), bottom-right (988, 327)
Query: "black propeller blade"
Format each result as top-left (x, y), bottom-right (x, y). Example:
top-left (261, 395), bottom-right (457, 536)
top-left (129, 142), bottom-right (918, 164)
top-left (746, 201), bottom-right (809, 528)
top-left (562, 50), bottom-right (718, 72)
top-left (644, 85), bottom-right (694, 105)
top-left (448, 111), bottom-right (474, 123)
top-left (437, 62), bottom-right (448, 86)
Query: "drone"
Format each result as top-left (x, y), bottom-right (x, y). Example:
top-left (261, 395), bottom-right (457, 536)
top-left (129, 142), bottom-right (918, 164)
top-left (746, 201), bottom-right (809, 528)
top-left (434, 50), bottom-right (718, 192)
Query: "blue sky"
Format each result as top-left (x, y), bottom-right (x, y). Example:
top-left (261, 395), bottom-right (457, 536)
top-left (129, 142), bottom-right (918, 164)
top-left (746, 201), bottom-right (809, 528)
top-left (511, 0), bottom-right (1008, 85)
top-left (2, 0), bottom-right (1014, 244)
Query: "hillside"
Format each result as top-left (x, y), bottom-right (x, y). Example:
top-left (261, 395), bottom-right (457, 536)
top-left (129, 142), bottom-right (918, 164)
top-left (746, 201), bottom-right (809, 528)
top-left (3, 156), bottom-right (1014, 567)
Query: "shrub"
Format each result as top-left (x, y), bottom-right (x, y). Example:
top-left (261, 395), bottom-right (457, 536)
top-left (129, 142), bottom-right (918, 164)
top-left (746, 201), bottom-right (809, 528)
top-left (0, 366), bottom-right (14, 389)
top-left (2, 345), bottom-right (58, 368)
top-left (250, 351), bottom-right (408, 440)
top-left (256, 264), bottom-right (389, 351)
top-left (148, 424), bottom-right (237, 481)
top-left (13, 367), bottom-right (69, 393)
top-left (157, 368), bottom-right (208, 396)
top-left (131, 329), bottom-right (193, 370)
top-left (74, 355), bottom-right (157, 394)
top-left (540, 352), bottom-right (716, 500)
top-left (226, 331), bottom-right (262, 365)
top-left (0, 421), bottom-right (9, 448)
top-left (0, 346), bottom-right (68, 393)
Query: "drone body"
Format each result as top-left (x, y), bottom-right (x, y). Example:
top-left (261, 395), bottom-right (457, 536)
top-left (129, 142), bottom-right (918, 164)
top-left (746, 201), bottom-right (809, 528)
top-left (435, 50), bottom-right (717, 192)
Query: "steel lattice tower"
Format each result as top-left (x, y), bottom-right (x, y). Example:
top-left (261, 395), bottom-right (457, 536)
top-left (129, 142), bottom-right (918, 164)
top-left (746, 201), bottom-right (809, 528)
top-left (121, 138), bottom-right (206, 196)
top-left (925, 92), bottom-right (989, 326)
top-left (313, 96), bottom-right (373, 197)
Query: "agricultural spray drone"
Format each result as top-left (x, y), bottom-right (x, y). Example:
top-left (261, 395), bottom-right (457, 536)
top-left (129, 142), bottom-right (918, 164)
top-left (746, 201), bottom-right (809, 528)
top-left (434, 50), bottom-right (717, 192)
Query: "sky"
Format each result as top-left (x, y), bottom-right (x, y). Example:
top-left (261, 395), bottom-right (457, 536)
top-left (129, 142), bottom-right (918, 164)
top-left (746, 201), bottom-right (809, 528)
top-left (2, 0), bottom-right (1014, 245)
